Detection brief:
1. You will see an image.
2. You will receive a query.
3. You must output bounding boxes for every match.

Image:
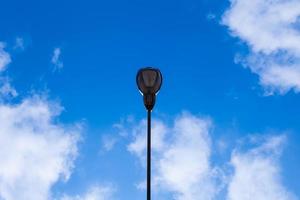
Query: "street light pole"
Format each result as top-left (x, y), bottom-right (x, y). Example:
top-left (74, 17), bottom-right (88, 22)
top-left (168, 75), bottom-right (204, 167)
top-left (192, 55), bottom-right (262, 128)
top-left (147, 109), bottom-right (151, 200)
top-left (136, 67), bottom-right (162, 200)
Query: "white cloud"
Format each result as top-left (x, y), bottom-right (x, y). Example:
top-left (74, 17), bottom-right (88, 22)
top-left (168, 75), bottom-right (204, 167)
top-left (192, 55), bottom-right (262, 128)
top-left (51, 48), bottom-right (63, 71)
top-left (0, 96), bottom-right (81, 200)
top-left (0, 43), bottom-right (11, 72)
top-left (155, 114), bottom-right (218, 200)
top-left (0, 42), bottom-right (82, 200)
top-left (60, 185), bottom-right (115, 200)
top-left (222, 0), bottom-right (300, 94)
top-left (227, 135), bottom-right (297, 200)
top-left (128, 119), bottom-right (168, 164)
top-left (124, 113), bottom-right (298, 200)
top-left (128, 113), bottom-right (221, 200)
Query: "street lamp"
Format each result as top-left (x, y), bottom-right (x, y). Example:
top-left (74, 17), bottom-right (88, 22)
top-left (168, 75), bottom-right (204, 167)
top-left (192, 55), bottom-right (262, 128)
top-left (136, 67), bottom-right (162, 200)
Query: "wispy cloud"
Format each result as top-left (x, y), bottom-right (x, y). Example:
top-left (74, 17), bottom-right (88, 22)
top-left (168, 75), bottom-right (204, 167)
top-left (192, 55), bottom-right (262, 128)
top-left (14, 37), bottom-right (25, 50)
top-left (0, 44), bottom-right (17, 99)
top-left (100, 134), bottom-right (118, 152)
top-left (60, 185), bottom-right (115, 200)
top-left (51, 48), bottom-right (63, 71)
top-left (0, 76), bottom-right (18, 100)
top-left (228, 135), bottom-right (297, 200)
top-left (0, 42), bottom-right (11, 72)
top-left (222, 0), bottom-right (300, 95)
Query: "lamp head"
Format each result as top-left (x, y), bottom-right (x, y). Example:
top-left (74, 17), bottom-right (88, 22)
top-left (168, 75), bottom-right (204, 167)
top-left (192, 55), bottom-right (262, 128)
top-left (136, 67), bottom-right (162, 111)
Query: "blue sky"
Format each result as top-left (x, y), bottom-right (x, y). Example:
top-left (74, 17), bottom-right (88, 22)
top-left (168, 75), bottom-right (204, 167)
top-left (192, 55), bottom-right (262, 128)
top-left (0, 0), bottom-right (299, 199)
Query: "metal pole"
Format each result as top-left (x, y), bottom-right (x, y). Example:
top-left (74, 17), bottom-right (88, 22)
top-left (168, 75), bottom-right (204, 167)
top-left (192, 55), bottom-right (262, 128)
top-left (147, 109), bottom-right (151, 200)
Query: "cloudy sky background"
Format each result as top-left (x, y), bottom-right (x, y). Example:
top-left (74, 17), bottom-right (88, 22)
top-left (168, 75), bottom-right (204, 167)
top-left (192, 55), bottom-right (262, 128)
top-left (0, 0), bottom-right (299, 199)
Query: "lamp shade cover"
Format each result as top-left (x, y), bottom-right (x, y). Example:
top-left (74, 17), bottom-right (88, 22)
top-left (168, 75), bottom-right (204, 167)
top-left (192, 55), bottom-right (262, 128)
top-left (136, 67), bottom-right (162, 95)
top-left (136, 67), bottom-right (162, 110)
